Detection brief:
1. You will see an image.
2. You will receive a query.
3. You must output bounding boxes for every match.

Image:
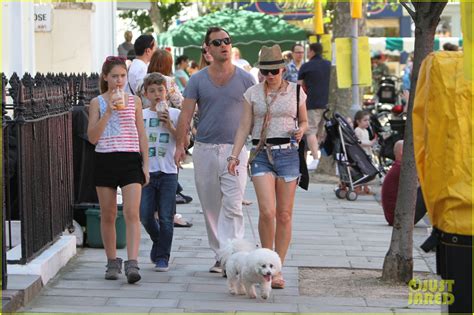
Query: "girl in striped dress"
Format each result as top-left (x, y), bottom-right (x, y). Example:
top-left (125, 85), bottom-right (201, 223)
top-left (88, 56), bottom-right (149, 284)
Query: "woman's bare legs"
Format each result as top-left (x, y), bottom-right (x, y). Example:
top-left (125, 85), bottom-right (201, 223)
top-left (274, 178), bottom-right (297, 265)
top-left (252, 174), bottom-right (276, 250)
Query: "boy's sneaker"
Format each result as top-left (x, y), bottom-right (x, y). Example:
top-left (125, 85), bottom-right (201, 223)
top-left (105, 257), bottom-right (123, 280)
top-left (155, 258), bottom-right (169, 272)
top-left (209, 261), bottom-right (222, 273)
top-left (124, 259), bottom-right (141, 284)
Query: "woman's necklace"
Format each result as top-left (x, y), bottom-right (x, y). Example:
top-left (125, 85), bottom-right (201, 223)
top-left (264, 80), bottom-right (285, 96)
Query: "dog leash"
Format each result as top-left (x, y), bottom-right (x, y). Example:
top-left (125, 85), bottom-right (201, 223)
top-left (243, 201), bottom-right (259, 248)
top-left (235, 168), bottom-right (260, 248)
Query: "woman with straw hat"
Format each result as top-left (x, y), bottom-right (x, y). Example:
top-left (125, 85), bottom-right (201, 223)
top-left (227, 44), bottom-right (308, 289)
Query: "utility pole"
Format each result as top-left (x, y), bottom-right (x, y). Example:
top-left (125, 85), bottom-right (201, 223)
top-left (350, 0), bottom-right (362, 117)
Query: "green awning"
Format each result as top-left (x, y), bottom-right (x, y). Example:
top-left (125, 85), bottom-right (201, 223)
top-left (157, 9), bottom-right (308, 64)
top-left (158, 9), bottom-right (308, 48)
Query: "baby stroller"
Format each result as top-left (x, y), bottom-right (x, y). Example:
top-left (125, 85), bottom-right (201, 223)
top-left (323, 111), bottom-right (380, 201)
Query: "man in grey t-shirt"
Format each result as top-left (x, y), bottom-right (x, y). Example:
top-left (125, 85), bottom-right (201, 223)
top-left (175, 27), bottom-right (255, 273)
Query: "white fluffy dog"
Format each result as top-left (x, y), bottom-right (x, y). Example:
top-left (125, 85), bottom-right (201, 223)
top-left (226, 247), bottom-right (282, 300)
top-left (220, 239), bottom-right (256, 274)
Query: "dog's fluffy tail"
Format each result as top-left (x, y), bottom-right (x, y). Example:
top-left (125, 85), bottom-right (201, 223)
top-left (220, 239), bottom-right (256, 270)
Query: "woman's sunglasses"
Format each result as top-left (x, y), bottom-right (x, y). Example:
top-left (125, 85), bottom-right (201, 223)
top-left (260, 69), bottom-right (280, 76)
top-left (210, 37), bottom-right (232, 47)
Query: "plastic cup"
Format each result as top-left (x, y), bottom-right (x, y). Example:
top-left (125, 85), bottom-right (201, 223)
top-left (113, 89), bottom-right (125, 110)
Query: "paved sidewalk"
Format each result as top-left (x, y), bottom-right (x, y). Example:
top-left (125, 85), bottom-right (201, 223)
top-left (21, 166), bottom-right (439, 313)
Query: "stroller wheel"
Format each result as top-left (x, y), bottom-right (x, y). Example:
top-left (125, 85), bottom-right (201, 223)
top-left (346, 190), bottom-right (358, 201)
top-left (335, 188), bottom-right (347, 199)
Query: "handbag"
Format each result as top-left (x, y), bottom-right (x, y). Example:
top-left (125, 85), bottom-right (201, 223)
top-left (296, 85), bottom-right (309, 190)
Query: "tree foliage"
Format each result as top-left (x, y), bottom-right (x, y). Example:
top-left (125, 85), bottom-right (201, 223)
top-left (118, 1), bottom-right (191, 34)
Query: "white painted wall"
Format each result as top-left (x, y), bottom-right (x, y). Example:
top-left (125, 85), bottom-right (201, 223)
top-left (35, 4), bottom-right (93, 74)
top-left (2, 1), bottom-right (36, 76)
top-left (35, 2), bottom-right (116, 74)
top-left (91, 1), bottom-right (117, 72)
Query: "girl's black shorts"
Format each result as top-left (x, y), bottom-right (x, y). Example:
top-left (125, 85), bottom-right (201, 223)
top-left (94, 152), bottom-right (145, 188)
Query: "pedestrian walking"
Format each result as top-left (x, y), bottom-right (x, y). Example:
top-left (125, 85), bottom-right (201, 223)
top-left (87, 56), bottom-right (149, 284)
top-left (140, 73), bottom-right (180, 272)
top-left (174, 55), bottom-right (190, 93)
top-left (227, 44), bottom-right (308, 289)
top-left (297, 43), bottom-right (331, 171)
top-left (174, 27), bottom-right (256, 273)
top-left (283, 43), bottom-right (305, 83)
top-left (144, 49), bottom-right (194, 216)
top-left (144, 49), bottom-right (184, 109)
top-left (117, 30), bottom-right (134, 58)
top-left (125, 34), bottom-right (156, 96)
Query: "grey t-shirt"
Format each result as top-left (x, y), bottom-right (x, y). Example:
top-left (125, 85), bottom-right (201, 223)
top-left (183, 67), bottom-right (255, 144)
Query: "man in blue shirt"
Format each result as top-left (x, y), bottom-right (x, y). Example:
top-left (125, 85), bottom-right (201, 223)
top-left (298, 43), bottom-right (331, 171)
top-left (283, 43), bottom-right (305, 83)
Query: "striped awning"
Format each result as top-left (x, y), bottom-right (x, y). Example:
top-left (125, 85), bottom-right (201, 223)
top-left (369, 37), bottom-right (463, 53)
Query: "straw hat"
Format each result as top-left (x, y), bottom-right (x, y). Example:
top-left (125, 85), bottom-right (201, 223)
top-left (255, 45), bottom-right (286, 70)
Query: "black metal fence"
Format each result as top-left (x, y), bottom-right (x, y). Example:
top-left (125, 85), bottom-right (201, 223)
top-left (1, 72), bottom-right (99, 289)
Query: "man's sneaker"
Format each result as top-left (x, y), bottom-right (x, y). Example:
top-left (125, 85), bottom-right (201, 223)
top-left (176, 193), bottom-right (193, 204)
top-left (155, 258), bottom-right (169, 272)
top-left (124, 259), bottom-right (141, 284)
top-left (105, 257), bottom-right (122, 280)
top-left (209, 261), bottom-right (222, 273)
top-left (307, 159), bottom-right (320, 171)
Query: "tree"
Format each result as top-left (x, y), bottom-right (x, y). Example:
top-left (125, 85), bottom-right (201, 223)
top-left (381, 0), bottom-right (447, 283)
top-left (317, 1), bottom-right (367, 175)
top-left (119, 1), bottom-right (191, 34)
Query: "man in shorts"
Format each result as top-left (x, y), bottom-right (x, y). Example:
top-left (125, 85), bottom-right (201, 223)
top-left (298, 43), bottom-right (331, 170)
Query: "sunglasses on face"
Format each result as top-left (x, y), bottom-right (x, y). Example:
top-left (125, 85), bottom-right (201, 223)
top-left (209, 37), bottom-right (232, 47)
top-left (260, 69), bottom-right (280, 76)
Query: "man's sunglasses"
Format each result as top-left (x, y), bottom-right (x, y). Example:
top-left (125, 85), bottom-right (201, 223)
top-left (260, 69), bottom-right (280, 76)
top-left (210, 37), bottom-right (232, 47)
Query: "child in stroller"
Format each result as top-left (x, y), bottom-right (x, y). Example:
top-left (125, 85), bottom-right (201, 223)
top-left (322, 111), bottom-right (379, 201)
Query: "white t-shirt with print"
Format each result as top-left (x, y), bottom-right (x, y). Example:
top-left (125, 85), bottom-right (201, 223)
top-left (143, 107), bottom-right (180, 174)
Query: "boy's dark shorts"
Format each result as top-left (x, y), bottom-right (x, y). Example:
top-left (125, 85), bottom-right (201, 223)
top-left (94, 152), bottom-right (145, 188)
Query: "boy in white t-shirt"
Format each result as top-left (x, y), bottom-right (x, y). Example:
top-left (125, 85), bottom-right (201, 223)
top-left (140, 73), bottom-right (180, 272)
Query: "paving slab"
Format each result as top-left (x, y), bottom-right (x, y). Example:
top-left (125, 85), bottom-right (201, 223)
top-left (18, 167), bottom-right (437, 313)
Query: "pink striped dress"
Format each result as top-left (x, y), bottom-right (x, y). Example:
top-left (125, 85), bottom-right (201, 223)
top-left (95, 95), bottom-right (140, 153)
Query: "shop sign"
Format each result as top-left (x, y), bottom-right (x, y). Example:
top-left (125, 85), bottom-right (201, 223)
top-left (367, 1), bottom-right (402, 18)
top-left (34, 4), bottom-right (52, 32)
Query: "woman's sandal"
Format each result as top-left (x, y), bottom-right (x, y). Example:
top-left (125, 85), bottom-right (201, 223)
top-left (271, 274), bottom-right (285, 289)
top-left (173, 215), bottom-right (193, 228)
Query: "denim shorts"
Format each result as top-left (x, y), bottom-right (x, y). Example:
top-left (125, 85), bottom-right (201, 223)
top-left (250, 147), bottom-right (300, 182)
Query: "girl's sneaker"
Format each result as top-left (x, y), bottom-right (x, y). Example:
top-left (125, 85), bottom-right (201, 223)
top-left (124, 259), bottom-right (141, 284)
top-left (105, 258), bottom-right (123, 280)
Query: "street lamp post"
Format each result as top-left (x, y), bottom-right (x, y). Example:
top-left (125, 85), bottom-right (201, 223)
top-left (350, 0), bottom-right (363, 117)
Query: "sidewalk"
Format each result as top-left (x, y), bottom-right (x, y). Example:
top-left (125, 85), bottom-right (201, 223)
top-left (20, 166), bottom-right (439, 313)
